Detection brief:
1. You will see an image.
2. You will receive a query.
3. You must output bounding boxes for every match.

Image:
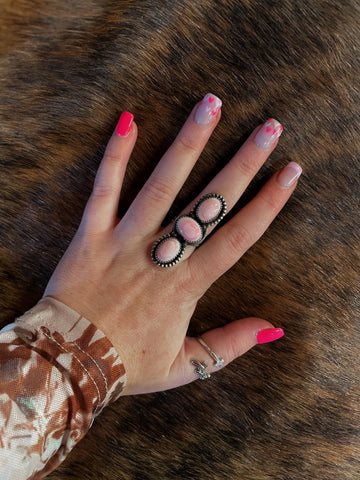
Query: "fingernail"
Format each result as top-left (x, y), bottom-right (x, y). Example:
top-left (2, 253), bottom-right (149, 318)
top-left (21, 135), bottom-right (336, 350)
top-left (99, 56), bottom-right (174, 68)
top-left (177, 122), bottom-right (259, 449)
top-left (277, 162), bottom-right (302, 188)
top-left (116, 111), bottom-right (134, 137)
top-left (256, 328), bottom-right (284, 344)
top-left (195, 93), bottom-right (222, 126)
top-left (254, 118), bottom-right (283, 150)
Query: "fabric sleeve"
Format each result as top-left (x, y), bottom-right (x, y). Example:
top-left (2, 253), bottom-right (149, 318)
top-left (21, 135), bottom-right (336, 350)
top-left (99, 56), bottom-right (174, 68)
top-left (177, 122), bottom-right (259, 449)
top-left (0, 297), bottom-right (126, 480)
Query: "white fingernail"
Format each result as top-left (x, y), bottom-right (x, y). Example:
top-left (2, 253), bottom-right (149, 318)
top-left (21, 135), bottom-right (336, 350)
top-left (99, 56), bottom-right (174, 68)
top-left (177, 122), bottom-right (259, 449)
top-left (254, 118), bottom-right (283, 150)
top-left (194, 93), bottom-right (222, 126)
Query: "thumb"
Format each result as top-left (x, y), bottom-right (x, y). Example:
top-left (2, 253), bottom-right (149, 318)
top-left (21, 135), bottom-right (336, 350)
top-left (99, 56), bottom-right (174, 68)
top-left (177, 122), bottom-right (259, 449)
top-left (171, 318), bottom-right (284, 386)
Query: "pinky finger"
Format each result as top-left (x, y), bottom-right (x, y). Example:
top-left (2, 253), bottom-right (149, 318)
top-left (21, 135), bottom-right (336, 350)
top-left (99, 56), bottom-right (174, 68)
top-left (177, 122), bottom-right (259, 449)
top-left (80, 112), bottom-right (137, 234)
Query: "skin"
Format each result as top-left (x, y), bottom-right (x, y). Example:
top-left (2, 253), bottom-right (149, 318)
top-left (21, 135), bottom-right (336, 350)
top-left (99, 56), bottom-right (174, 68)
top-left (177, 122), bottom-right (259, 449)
top-left (44, 101), bottom-right (299, 395)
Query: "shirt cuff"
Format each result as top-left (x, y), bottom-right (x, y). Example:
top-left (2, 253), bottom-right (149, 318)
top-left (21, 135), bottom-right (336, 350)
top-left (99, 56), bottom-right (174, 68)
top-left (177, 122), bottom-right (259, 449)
top-left (0, 297), bottom-right (126, 479)
top-left (14, 297), bottom-right (127, 415)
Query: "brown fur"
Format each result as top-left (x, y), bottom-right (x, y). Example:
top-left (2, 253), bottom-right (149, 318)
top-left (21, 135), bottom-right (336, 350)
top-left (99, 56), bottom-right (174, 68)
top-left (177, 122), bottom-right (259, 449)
top-left (1, 0), bottom-right (359, 479)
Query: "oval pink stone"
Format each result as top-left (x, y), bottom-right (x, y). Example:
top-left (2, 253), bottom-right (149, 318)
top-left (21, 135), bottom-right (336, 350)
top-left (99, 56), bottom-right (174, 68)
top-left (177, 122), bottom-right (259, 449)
top-left (155, 237), bottom-right (181, 262)
top-left (176, 216), bottom-right (202, 243)
top-left (197, 197), bottom-right (221, 222)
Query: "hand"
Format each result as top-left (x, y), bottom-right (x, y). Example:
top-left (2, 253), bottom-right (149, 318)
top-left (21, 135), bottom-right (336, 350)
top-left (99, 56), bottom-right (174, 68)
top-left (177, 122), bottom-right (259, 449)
top-left (44, 94), bottom-right (302, 395)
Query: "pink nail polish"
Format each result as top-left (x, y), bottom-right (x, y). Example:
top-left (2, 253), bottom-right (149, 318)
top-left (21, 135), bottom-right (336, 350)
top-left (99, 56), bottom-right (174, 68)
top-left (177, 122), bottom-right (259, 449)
top-left (254, 118), bottom-right (283, 150)
top-left (116, 111), bottom-right (134, 137)
top-left (277, 162), bottom-right (302, 188)
top-left (195, 93), bottom-right (222, 126)
top-left (256, 328), bottom-right (284, 344)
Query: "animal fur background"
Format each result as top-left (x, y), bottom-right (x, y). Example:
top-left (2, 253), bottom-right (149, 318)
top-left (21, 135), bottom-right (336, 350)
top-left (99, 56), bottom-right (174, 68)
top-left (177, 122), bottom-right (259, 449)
top-left (0, 0), bottom-right (359, 479)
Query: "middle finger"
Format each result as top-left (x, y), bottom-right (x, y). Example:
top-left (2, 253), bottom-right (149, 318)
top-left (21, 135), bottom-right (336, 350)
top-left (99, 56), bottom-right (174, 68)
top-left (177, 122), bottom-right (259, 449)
top-left (120, 93), bottom-right (222, 236)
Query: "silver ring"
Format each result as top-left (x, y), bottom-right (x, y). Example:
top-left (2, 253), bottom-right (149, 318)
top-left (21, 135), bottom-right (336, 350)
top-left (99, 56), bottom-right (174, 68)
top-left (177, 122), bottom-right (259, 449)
top-left (191, 360), bottom-right (211, 380)
top-left (151, 193), bottom-right (227, 268)
top-left (196, 337), bottom-right (224, 368)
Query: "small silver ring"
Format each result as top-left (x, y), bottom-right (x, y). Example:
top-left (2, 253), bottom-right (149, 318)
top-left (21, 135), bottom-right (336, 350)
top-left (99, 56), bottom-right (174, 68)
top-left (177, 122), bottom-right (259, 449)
top-left (196, 337), bottom-right (224, 368)
top-left (191, 360), bottom-right (211, 380)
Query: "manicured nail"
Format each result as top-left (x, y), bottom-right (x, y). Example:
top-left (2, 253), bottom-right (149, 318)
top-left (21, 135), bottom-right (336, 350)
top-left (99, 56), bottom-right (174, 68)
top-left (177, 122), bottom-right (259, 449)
top-left (116, 111), bottom-right (134, 137)
top-left (195, 93), bottom-right (222, 126)
top-left (256, 328), bottom-right (284, 344)
top-left (255, 118), bottom-right (283, 150)
top-left (277, 162), bottom-right (302, 188)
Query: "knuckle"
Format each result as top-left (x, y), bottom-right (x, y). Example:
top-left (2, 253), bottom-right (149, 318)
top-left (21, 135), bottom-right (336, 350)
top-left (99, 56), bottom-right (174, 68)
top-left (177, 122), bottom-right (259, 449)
top-left (234, 154), bottom-right (258, 178)
top-left (225, 222), bottom-right (255, 255)
top-left (177, 262), bottom-right (204, 300)
top-left (92, 181), bottom-right (117, 199)
top-left (103, 150), bottom-right (120, 164)
top-left (258, 190), bottom-right (280, 216)
top-left (142, 177), bottom-right (174, 203)
top-left (174, 134), bottom-right (199, 156)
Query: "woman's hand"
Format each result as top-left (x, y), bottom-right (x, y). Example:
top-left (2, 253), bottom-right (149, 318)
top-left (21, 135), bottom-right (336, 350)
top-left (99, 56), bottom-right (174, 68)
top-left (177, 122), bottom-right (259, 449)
top-left (43, 94), bottom-right (302, 395)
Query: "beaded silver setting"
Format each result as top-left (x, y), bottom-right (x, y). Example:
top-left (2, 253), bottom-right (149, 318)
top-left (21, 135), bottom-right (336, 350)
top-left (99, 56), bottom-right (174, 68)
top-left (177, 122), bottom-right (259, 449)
top-left (192, 192), bottom-right (227, 227)
top-left (151, 233), bottom-right (186, 268)
top-left (151, 193), bottom-right (227, 268)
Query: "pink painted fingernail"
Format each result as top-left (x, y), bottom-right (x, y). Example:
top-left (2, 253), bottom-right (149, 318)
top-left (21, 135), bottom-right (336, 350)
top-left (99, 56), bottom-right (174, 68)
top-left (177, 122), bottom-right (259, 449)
top-left (255, 118), bottom-right (283, 150)
top-left (195, 93), bottom-right (222, 126)
top-left (256, 328), bottom-right (284, 344)
top-left (116, 111), bottom-right (134, 137)
top-left (277, 162), bottom-right (302, 188)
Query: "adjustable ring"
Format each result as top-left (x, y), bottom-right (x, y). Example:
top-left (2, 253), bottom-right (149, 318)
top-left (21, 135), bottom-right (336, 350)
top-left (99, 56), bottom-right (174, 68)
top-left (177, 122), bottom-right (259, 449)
top-left (151, 193), bottom-right (227, 267)
top-left (191, 360), bottom-right (211, 380)
top-left (196, 337), bottom-right (224, 368)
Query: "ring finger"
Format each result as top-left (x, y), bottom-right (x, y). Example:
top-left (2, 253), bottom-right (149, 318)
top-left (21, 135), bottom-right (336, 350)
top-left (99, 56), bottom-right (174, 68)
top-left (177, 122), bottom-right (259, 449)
top-left (189, 162), bottom-right (302, 290)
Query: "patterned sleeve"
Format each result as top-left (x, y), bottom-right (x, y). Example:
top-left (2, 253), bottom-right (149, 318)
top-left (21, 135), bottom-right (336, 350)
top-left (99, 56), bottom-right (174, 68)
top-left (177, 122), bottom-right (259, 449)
top-left (0, 297), bottom-right (127, 480)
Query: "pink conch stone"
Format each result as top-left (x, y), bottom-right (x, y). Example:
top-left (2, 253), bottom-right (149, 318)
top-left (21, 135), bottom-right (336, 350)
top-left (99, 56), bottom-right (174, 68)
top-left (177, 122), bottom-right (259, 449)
top-left (176, 216), bottom-right (202, 243)
top-left (156, 238), bottom-right (181, 262)
top-left (197, 197), bottom-right (221, 222)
